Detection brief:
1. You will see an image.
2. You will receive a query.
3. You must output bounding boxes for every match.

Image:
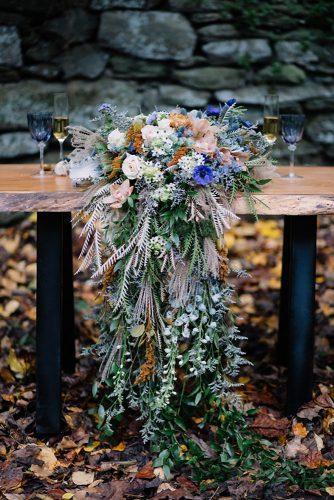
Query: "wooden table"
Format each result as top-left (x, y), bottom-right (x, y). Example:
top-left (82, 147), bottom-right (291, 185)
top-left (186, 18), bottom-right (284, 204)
top-left (0, 164), bottom-right (332, 435)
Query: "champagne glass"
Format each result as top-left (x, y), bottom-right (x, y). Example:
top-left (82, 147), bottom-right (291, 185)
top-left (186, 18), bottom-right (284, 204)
top-left (281, 114), bottom-right (305, 179)
top-left (53, 93), bottom-right (69, 161)
top-left (27, 112), bottom-right (53, 177)
top-left (263, 94), bottom-right (280, 145)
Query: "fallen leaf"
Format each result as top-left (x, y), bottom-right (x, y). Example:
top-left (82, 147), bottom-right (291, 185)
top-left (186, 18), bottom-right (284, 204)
top-left (157, 483), bottom-right (176, 493)
top-left (300, 451), bottom-right (333, 469)
top-left (292, 422), bottom-right (308, 438)
top-left (6, 349), bottom-right (28, 378)
top-left (136, 461), bottom-right (155, 479)
top-left (326, 487), bottom-right (334, 496)
top-left (111, 441), bottom-right (126, 452)
top-left (285, 436), bottom-right (308, 459)
top-left (83, 441), bottom-right (100, 452)
top-left (323, 408), bottom-right (334, 434)
top-left (1, 300), bottom-right (20, 318)
top-left (0, 465), bottom-right (23, 492)
top-left (62, 494), bottom-right (74, 500)
top-left (297, 402), bottom-right (321, 420)
top-left (30, 446), bottom-right (59, 478)
top-left (314, 433), bottom-right (324, 451)
top-left (72, 471), bottom-right (94, 486)
top-left (251, 413), bottom-right (289, 438)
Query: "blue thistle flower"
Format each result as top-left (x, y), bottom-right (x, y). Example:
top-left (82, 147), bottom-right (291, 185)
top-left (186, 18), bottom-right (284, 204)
top-left (98, 103), bottom-right (112, 113)
top-left (193, 165), bottom-right (213, 186)
top-left (206, 105), bottom-right (220, 117)
top-left (226, 98), bottom-right (236, 107)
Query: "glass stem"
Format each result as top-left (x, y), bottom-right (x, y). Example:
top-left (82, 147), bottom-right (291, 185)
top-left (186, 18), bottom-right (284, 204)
top-left (59, 139), bottom-right (64, 161)
top-left (288, 144), bottom-right (296, 177)
top-left (39, 142), bottom-right (45, 176)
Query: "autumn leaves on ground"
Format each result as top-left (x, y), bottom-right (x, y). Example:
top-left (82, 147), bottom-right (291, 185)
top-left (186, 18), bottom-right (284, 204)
top-left (1, 215), bottom-right (334, 498)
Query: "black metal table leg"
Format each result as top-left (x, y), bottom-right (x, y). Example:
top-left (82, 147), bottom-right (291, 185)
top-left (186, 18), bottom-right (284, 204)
top-left (285, 215), bottom-right (317, 415)
top-left (36, 212), bottom-right (63, 436)
top-left (61, 212), bottom-right (76, 374)
top-left (278, 216), bottom-right (292, 365)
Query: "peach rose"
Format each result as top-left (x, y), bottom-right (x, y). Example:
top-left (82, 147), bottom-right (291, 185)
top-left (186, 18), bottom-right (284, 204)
top-left (103, 179), bottom-right (134, 208)
top-left (193, 132), bottom-right (217, 154)
top-left (191, 117), bottom-right (218, 154)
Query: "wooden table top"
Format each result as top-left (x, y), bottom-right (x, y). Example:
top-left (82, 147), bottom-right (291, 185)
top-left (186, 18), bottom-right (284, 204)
top-left (0, 164), bottom-right (333, 215)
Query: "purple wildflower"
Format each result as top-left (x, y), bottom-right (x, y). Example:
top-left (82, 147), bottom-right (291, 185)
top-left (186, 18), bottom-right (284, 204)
top-left (206, 105), bottom-right (220, 117)
top-left (98, 103), bottom-right (113, 113)
top-left (146, 112), bottom-right (157, 125)
top-left (193, 165), bottom-right (213, 186)
top-left (226, 98), bottom-right (236, 107)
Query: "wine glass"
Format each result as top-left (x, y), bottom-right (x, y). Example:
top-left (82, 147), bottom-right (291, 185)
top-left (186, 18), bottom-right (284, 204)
top-left (280, 114), bottom-right (305, 179)
top-left (27, 112), bottom-right (53, 177)
top-left (53, 93), bottom-right (69, 161)
top-left (263, 94), bottom-right (280, 145)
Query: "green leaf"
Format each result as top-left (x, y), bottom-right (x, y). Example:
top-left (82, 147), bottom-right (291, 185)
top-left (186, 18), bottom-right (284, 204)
top-left (131, 324), bottom-right (145, 337)
top-left (163, 464), bottom-right (172, 480)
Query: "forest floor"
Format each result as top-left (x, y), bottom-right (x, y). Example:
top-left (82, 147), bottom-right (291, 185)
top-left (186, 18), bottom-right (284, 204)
top-left (1, 215), bottom-right (334, 499)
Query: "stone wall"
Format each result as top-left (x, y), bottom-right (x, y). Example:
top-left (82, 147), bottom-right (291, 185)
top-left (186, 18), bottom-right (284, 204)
top-left (0, 0), bottom-right (334, 164)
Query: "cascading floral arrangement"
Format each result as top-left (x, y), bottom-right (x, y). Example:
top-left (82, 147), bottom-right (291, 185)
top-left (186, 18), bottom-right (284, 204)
top-left (69, 100), bottom-right (274, 443)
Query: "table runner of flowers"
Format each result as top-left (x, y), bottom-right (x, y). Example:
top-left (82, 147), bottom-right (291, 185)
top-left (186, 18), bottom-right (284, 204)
top-left (67, 101), bottom-right (274, 444)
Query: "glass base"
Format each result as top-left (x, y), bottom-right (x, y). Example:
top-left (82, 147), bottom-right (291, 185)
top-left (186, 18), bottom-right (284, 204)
top-left (31, 170), bottom-right (53, 178)
top-left (281, 172), bottom-right (303, 179)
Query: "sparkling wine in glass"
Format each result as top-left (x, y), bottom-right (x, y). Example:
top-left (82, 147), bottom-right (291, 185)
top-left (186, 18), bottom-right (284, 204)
top-left (281, 114), bottom-right (305, 179)
top-left (263, 94), bottom-right (280, 145)
top-left (27, 112), bottom-right (53, 177)
top-left (53, 93), bottom-right (69, 161)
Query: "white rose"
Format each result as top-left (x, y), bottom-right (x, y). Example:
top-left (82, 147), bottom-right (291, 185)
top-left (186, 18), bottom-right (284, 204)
top-left (54, 160), bottom-right (68, 176)
top-left (107, 129), bottom-right (126, 151)
top-left (122, 154), bottom-right (143, 179)
top-left (141, 124), bottom-right (159, 145)
top-left (157, 118), bottom-right (171, 130)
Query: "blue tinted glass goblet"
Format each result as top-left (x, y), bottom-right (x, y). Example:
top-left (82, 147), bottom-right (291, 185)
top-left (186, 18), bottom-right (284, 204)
top-left (27, 112), bottom-right (53, 176)
top-left (280, 114), bottom-right (305, 179)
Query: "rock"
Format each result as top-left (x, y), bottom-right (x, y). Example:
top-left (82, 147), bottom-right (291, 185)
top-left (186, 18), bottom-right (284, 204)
top-left (169, 0), bottom-right (223, 11)
top-left (68, 79), bottom-right (143, 127)
top-left (306, 114), bottom-right (334, 145)
top-left (98, 10), bottom-right (196, 61)
top-left (173, 66), bottom-right (245, 90)
top-left (56, 45), bottom-right (108, 80)
top-left (0, 12), bottom-right (26, 28)
top-left (275, 41), bottom-right (318, 66)
top-left (0, 79), bottom-right (142, 131)
top-left (215, 83), bottom-right (334, 106)
top-left (175, 56), bottom-right (208, 68)
top-left (159, 84), bottom-right (210, 107)
top-left (305, 98), bottom-right (334, 112)
top-left (0, 0), bottom-right (50, 13)
top-left (257, 64), bottom-right (306, 84)
top-left (190, 13), bottom-right (223, 24)
top-left (43, 8), bottom-right (98, 44)
top-left (203, 39), bottom-right (272, 64)
top-left (110, 55), bottom-right (167, 79)
top-left (0, 26), bottom-right (22, 67)
top-left (197, 23), bottom-right (238, 40)
top-left (23, 64), bottom-right (60, 80)
top-left (0, 68), bottom-right (20, 82)
top-left (91, 0), bottom-right (161, 9)
top-left (0, 132), bottom-right (38, 159)
top-left (25, 40), bottom-right (61, 63)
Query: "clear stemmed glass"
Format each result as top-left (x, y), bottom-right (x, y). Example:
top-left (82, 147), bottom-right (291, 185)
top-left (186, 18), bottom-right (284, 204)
top-left (27, 112), bottom-right (53, 177)
top-left (263, 94), bottom-right (280, 145)
top-left (280, 114), bottom-right (305, 179)
top-left (53, 93), bottom-right (69, 161)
